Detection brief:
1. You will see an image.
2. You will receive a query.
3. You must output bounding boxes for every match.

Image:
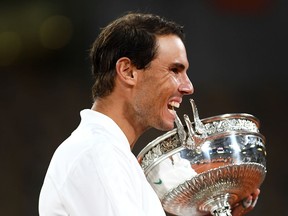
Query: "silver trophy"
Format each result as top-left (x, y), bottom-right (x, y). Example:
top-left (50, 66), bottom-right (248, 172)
top-left (137, 99), bottom-right (267, 216)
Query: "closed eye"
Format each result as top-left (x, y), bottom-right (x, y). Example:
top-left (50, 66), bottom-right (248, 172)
top-left (170, 67), bottom-right (179, 74)
top-left (169, 63), bottom-right (186, 74)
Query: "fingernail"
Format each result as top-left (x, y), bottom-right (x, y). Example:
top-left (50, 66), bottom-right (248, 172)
top-left (242, 198), bottom-right (252, 208)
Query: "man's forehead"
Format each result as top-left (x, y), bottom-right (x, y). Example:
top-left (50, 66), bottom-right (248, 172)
top-left (155, 36), bottom-right (189, 69)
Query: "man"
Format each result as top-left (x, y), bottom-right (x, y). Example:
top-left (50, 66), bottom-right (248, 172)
top-left (39, 12), bottom-right (259, 215)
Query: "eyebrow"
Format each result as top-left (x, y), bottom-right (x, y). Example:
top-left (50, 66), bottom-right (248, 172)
top-left (170, 62), bottom-right (187, 70)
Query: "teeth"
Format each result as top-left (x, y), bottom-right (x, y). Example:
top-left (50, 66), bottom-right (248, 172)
top-left (169, 101), bottom-right (180, 109)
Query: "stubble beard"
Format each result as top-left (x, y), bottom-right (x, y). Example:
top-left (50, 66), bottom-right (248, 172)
top-left (136, 104), bottom-right (173, 132)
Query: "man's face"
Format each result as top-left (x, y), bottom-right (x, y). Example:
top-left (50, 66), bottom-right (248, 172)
top-left (133, 35), bottom-right (194, 131)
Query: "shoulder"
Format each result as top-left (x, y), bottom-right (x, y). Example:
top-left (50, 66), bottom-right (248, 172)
top-left (48, 124), bottom-right (131, 183)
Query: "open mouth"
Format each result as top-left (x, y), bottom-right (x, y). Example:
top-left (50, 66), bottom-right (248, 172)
top-left (168, 101), bottom-right (180, 112)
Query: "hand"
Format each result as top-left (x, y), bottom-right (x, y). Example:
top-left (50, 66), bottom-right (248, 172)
top-left (231, 189), bottom-right (260, 216)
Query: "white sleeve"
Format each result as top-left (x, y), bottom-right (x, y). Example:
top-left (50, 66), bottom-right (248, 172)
top-left (39, 175), bottom-right (69, 216)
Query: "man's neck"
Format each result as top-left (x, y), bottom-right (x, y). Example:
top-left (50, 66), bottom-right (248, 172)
top-left (91, 97), bottom-right (143, 149)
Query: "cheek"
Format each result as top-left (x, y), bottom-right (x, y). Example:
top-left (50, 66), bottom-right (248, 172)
top-left (139, 73), bottom-right (178, 100)
top-left (171, 75), bottom-right (180, 86)
top-left (159, 73), bottom-right (180, 90)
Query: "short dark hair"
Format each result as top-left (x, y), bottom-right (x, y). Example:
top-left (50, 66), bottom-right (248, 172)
top-left (90, 12), bottom-right (185, 100)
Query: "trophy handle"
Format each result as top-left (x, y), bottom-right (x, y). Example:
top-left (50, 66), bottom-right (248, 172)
top-left (175, 99), bottom-right (207, 150)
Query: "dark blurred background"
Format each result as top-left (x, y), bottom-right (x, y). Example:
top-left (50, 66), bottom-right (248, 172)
top-left (1, 0), bottom-right (287, 215)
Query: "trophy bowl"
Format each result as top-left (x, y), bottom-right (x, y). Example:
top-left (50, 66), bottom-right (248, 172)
top-left (137, 99), bottom-right (267, 216)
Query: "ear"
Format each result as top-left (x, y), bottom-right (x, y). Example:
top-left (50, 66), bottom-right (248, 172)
top-left (115, 57), bottom-right (137, 85)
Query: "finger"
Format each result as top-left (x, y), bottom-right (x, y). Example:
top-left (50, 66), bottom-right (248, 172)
top-left (232, 197), bottom-right (253, 216)
top-left (251, 188), bottom-right (260, 199)
top-left (232, 189), bottom-right (260, 216)
top-left (250, 189), bottom-right (260, 209)
top-left (231, 203), bottom-right (246, 216)
top-left (251, 196), bottom-right (258, 208)
top-left (242, 197), bottom-right (253, 209)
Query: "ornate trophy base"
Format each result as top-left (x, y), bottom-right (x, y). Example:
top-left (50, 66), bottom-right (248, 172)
top-left (162, 163), bottom-right (266, 216)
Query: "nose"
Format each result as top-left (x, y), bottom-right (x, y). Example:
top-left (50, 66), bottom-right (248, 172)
top-left (178, 73), bottom-right (194, 95)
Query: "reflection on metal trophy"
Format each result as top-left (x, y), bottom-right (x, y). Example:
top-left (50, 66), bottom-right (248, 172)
top-left (137, 99), bottom-right (267, 216)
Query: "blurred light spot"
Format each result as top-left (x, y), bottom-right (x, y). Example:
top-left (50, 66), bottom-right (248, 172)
top-left (39, 15), bottom-right (73, 50)
top-left (0, 32), bottom-right (22, 66)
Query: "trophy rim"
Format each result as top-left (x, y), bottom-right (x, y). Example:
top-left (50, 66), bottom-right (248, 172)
top-left (137, 112), bottom-right (265, 173)
top-left (139, 131), bottom-right (266, 175)
top-left (138, 112), bottom-right (260, 155)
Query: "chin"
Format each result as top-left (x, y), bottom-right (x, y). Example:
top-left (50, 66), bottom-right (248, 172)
top-left (154, 114), bottom-right (175, 131)
top-left (159, 121), bottom-right (175, 132)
